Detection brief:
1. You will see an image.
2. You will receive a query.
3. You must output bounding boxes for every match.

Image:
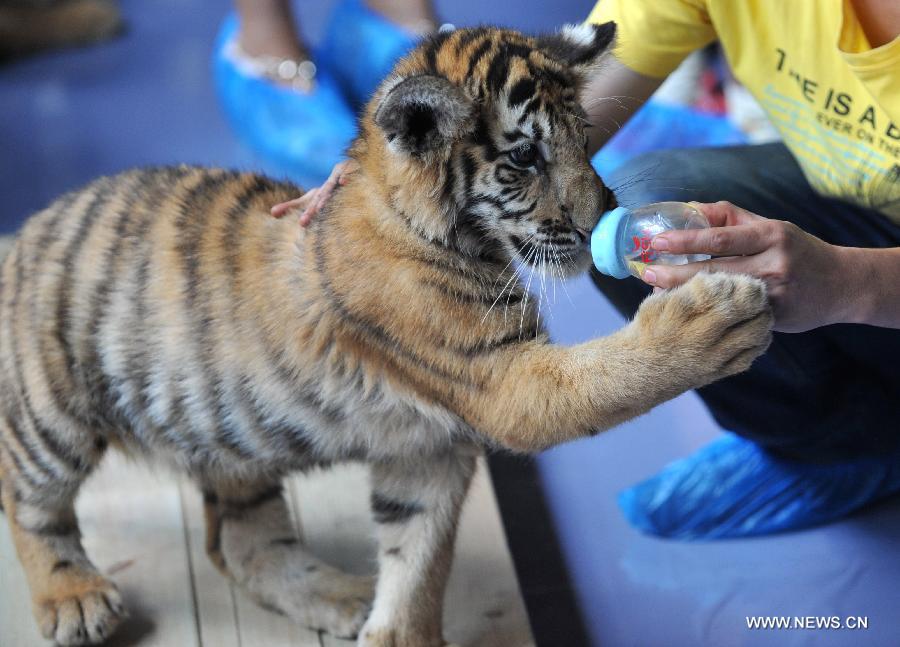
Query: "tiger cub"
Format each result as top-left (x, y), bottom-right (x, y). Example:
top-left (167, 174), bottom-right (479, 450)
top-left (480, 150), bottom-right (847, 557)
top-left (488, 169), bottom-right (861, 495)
top-left (0, 22), bottom-right (772, 647)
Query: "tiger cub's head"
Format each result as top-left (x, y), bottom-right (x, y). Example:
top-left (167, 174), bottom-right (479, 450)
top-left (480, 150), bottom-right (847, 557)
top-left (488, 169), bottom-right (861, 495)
top-left (359, 22), bottom-right (617, 276)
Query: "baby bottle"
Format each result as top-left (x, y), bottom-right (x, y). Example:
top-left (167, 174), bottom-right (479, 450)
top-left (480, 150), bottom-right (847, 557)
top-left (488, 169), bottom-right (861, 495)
top-left (590, 202), bottom-right (711, 279)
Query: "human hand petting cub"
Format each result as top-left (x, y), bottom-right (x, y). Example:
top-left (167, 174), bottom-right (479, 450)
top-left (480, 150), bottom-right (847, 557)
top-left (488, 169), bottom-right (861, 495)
top-left (641, 201), bottom-right (868, 333)
top-left (271, 159), bottom-right (359, 226)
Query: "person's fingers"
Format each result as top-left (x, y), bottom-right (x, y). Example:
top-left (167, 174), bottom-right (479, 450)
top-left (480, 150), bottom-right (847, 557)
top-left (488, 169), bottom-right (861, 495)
top-left (314, 181), bottom-right (335, 209)
top-left (298, 197), bottom-right (317, 226)
top-left (690, 201), bottom-right (764, 227)
top-left (652, 223), bottom-right (771, 257)
top-left (270, 195), bottom-right (309, 218)
top-left (300, 181), bottom-right (338, 226)
top-left (280, 160), bottom-right (360, 226)
top-left (323, 161), bottom-right (345, 188)
top-left (298, 189), bottom-right (322, 226)
top-left (302, 199), bottom-right (324, 225)
top-left (337, 159), bottom-right (360, 185)
top-left (641, 255), bottom-right (755, 289)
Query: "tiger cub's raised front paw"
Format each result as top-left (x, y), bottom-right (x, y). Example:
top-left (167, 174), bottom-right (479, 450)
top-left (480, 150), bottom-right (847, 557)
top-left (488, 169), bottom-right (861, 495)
top-left (633, 271), bottom-right (773, 386)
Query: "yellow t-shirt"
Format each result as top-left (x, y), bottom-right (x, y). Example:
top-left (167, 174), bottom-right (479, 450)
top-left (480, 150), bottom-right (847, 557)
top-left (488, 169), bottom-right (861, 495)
top-left (588, 0), bottom-right (900, 222)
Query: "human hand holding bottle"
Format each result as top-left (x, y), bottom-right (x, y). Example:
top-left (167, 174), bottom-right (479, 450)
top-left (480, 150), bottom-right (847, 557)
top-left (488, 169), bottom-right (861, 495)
top-left (637, 201), bottom-right (876, 333)
top-left (591, 202), bottom-right (712, 279)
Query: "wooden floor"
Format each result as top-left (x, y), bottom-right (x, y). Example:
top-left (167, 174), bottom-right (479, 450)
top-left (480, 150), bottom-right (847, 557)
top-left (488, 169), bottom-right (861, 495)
top-left (0, 455), bottom-right (535, 647)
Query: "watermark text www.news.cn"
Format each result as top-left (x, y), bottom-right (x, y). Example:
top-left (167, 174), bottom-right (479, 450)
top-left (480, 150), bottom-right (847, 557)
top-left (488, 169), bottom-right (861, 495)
top-left (746, 616), bottom-right (868, 630)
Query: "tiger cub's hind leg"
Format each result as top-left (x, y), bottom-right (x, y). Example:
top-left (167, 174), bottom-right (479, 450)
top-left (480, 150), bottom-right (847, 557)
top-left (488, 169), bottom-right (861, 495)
top-left (0, 430), bottom-right (124, 646)
top-left (360, 449), bottom-right (476, 647)
top-left (201, 477), bottom-right (374, 638)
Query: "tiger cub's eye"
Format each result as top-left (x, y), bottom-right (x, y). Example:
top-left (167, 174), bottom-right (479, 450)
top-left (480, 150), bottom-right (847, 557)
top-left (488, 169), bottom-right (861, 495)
top-left (509, 143), bottom-right (541, 168)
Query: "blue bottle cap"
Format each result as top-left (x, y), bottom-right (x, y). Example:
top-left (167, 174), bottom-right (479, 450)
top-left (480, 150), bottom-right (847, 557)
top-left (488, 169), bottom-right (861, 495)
top-left (590, 206), bottom-right (631, 279)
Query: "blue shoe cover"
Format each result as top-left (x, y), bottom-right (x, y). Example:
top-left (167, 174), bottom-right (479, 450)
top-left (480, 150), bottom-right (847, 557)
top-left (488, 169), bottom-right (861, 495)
top-left (213, 14), bottom-right (357, 186)
top-left (320, 0), bottom-right (420, 108)
top-left (619, 434), bottom-right (900, 540)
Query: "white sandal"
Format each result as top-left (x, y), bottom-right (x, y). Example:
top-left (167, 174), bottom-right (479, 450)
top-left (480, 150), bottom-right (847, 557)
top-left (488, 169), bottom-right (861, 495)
top-left (223, 37), bottom-right (318, 93)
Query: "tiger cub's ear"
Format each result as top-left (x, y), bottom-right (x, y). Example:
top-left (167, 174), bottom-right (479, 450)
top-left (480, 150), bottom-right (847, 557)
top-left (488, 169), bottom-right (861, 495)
top-left (536, 22), bottom-right (617, 74)
top-left (375, 75), bottom-right (474, 157)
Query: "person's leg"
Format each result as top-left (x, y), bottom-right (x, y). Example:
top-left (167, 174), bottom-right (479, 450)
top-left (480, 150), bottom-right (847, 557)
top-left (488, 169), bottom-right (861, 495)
top-left (233, 0), bottom-right (437, 68)
top-left (364, 0), bottom-right (437, 35)
top-left (597, 143), bottom-right (900, 538)
top-left (232, 0), bottom-right (438, 66)
top-left (235, 0), bottom-right (309, 64)
top-left (319, 0), bottom-right (438, 108)
top-left (214, 2), bottom-right (358, 185)
top-left (216, 0), bottom-right (439, 183)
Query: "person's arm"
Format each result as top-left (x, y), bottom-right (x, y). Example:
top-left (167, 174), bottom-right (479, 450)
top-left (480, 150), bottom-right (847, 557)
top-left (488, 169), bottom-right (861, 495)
top-left (640, 201), bottom-right (900, 331)
top-left (849, 247), bottom-right (900, 328)
top-left (583, 0), bottom-right (715, 153)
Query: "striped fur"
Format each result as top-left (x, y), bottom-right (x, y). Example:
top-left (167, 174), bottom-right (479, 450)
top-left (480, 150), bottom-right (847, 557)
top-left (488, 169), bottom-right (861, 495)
top-left (0, 24), bottom-right (772, 646)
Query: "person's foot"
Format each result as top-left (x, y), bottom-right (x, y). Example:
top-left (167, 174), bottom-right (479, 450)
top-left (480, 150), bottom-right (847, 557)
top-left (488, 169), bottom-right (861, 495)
top-left (619, 433), bottom-right (900, 539)
top-left (235, 8), bottom-right (316, 92)
top-left (319, 0), bottom-right (434, 108)
top-left (213, 13), bottom-right (356, 186)
top-left (227, 35), bottom-right (318, 94)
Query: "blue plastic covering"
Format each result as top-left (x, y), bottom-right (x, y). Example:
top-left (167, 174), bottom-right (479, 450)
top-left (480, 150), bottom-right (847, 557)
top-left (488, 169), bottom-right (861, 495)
top-left (620, 434), bottom-right (900, 540)
top-left (213, 13), bottom-right (357, 186)
top-left (320, 0), bottom-right (419, 108)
